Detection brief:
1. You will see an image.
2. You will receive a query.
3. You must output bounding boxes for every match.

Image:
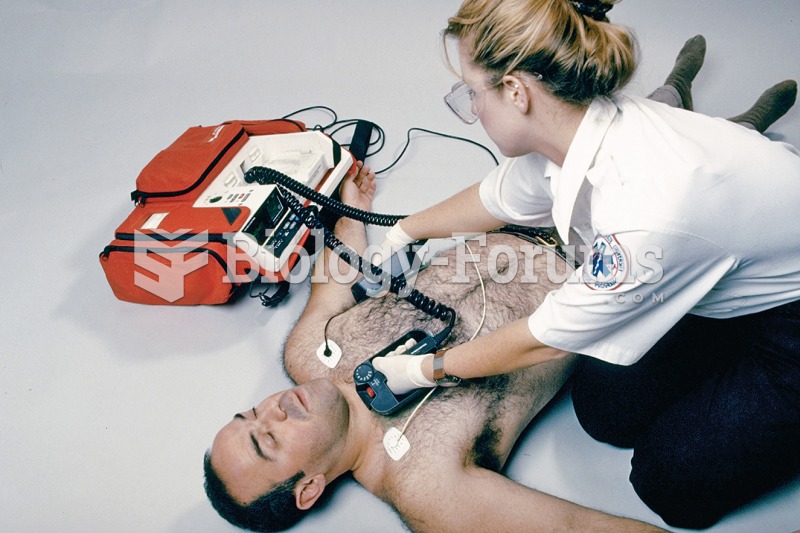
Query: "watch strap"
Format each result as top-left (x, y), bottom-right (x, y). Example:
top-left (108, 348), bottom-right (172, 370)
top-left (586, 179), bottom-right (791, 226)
top-left (433, 348), bottom-right (455, 382)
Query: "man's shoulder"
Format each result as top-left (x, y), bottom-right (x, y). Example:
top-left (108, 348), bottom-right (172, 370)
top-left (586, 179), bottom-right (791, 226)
top-left (364, 390), bottom-right (492, 495)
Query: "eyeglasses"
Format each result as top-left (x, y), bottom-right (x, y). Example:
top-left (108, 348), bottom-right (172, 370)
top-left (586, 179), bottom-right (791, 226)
top-left (444, 75), bottom-right (540, 124)
top-left (443, 80), bottom-right (486, 124)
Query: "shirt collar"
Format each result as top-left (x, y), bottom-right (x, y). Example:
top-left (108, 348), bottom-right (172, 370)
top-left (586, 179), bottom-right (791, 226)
top-left (550, 97), bottom-right (618, 243)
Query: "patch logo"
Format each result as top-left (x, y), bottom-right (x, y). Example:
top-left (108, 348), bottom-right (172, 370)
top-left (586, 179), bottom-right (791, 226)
top-left (583, 233), bottom-right (628, 290)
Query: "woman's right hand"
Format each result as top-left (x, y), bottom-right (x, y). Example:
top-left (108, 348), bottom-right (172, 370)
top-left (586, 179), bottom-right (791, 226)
top-left (371, 222), bottom-right (416, 266)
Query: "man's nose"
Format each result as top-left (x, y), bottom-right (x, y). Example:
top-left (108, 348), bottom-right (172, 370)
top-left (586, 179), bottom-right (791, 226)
top-left (254, 400), bottom-right (287, 429)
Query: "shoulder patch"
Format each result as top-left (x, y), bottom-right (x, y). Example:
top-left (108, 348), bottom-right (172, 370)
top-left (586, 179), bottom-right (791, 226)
top-left (583, 233), bottom-right (628, 290)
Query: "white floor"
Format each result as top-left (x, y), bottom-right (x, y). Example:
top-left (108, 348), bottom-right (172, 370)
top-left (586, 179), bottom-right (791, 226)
top-left (2, 1), bottom-right (799, 532)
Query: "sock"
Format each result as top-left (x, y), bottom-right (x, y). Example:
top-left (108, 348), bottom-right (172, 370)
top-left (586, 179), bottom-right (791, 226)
top-left (664, 35), bottom-right (706, 111)
top-left (727, 80), bottom-right (798, 133)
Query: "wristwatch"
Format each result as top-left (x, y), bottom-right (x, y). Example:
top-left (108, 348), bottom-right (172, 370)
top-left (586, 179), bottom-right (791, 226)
top-left (432, 348), bottom-right (462, 387)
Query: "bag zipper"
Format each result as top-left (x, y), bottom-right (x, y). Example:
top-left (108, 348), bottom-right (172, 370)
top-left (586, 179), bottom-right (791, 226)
top-left (114, 232), bottom-right (230, 244)
top-left (99, 244), bottom-right (236, 287)
top-left (130, 126), bottom-right (247, 206)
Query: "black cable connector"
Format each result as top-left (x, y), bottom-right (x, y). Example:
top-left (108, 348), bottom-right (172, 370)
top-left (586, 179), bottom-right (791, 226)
top-left (258, 171), bottom-right (456, 341)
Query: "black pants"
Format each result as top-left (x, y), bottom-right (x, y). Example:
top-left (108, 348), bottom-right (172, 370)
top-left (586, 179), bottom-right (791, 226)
top-left (571, 299), bottom-right (800, 529)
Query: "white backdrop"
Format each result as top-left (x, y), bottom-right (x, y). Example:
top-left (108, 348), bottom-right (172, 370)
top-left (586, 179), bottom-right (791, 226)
top-left (1, 1), bottom-right (799, 532)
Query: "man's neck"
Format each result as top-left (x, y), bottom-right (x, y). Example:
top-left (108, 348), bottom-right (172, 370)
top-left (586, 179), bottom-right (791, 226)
top-left (328, 385), bottom-right (387, 491)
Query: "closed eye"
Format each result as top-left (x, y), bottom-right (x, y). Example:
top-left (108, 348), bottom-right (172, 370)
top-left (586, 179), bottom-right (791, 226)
top-left (250, 434), bottom-right (271, 461)
top-left (232, 410), bottom-right (273, 462)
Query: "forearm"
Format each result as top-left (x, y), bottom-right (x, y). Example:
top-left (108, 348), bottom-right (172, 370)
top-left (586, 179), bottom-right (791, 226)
top-left (422, 318), bottom-right (568, 380)
top-left (399, 183), bottom-right (506, 240)
top-left (330, 215), bottom-right (369, 268)
top-left (305, 216), bottom-right (368, 318)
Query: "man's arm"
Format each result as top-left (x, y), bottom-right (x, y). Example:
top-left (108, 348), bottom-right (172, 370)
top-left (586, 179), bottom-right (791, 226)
top-left (396, 464), bottom-right (666, 533)
top-left (283, 163), bottom-right (375, 380)
top-left (296, 162), bottom-right (375, 322)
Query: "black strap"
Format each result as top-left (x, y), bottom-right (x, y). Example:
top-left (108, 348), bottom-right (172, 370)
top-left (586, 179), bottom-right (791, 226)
top-left (349, 120), bottom-right (374, 162)
top-left (249, 280), bottom-right (291, 307)
top-left (493, 225), bottom-right (582, 269)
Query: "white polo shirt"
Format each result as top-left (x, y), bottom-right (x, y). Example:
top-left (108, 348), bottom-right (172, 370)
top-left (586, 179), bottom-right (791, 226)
top-left (479, 95), bottom-right (800, 365)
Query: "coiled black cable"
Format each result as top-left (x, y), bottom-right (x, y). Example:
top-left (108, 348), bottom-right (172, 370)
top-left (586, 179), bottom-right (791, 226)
top-left (244, 166), bottom-right (404, 227)
top-left (269, 175), bottom-right (456, 341)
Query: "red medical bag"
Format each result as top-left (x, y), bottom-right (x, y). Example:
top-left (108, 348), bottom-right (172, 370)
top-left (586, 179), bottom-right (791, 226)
top-left (99, 119), bottom-right (353, 305)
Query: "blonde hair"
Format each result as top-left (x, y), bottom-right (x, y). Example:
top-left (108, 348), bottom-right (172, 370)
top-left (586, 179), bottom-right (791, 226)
top-left (444, 0), bottom-right (637, 105)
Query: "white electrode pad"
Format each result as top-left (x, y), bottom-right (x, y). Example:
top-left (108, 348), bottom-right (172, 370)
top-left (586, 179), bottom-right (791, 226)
top-left (316, 339), bottom-right (342, 369)
top-left (383, 427), bottom-right (411, 461)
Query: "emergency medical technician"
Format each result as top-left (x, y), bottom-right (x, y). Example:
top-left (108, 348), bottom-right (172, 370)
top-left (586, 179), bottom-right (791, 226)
top-left (372, 0), bottom-right (800, 529)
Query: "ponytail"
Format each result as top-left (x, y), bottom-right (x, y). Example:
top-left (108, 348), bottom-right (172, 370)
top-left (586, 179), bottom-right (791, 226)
top-left (444, 0), bottom-right (637, 105)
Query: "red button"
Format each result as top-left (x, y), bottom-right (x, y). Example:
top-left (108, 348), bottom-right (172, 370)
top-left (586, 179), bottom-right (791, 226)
top-left (366, 386), bottom-right (376, 398)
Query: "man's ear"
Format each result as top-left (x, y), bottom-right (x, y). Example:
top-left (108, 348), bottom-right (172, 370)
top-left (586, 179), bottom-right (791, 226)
top-left (294, 474), bottom-right (327, 511)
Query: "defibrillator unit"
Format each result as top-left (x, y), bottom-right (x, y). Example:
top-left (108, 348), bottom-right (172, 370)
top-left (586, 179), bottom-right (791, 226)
top-left (99, 119), bottom-right (355, 305)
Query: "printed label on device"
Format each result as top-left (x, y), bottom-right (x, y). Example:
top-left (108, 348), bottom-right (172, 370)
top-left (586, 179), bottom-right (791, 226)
top-left (141, 212), bottom-right (169, 230)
